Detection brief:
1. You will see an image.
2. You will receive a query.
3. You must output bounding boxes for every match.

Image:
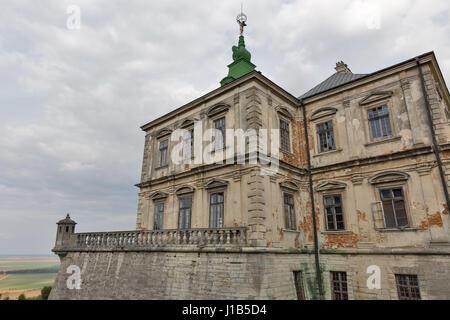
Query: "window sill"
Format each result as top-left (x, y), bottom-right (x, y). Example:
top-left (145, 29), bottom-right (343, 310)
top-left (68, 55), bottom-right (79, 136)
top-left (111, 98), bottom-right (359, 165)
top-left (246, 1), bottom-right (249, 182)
top-left (282, 228), bottom-right (301, 234)
top-left (280, 149), bottom-right (294, 157)
top-left (321, 230), bottom-right (353, 235)
top-left (377, 227), bottom-right (418, 233)
top-left (313, 148), bottom-right (343, 158)
top-left (364, 136), bottom-right (401, 147)
top-left (155, 165), bottom-right (169, 170)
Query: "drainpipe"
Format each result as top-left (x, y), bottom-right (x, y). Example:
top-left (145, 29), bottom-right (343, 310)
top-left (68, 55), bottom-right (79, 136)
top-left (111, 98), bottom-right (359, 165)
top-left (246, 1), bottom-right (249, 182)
top-left (415, 58), bottom-right (450, 214)
top-left (300, 99), bottom-right (324, 300)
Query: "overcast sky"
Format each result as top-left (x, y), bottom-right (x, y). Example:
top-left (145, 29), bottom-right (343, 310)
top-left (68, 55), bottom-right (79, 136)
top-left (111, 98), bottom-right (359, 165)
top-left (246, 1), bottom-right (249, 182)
top-left (0, 0), bottom-right (449, 255)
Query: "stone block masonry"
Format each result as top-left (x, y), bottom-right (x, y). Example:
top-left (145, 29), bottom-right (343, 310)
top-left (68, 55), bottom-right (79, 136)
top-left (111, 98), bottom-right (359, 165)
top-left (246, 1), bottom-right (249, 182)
top-left (49, 250), bottom-right (450, 300)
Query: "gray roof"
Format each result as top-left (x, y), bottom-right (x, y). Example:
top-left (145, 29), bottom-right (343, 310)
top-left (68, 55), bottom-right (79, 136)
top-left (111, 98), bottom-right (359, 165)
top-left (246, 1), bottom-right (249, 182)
top-left (57, 214), bottom-right (77, 225)
top-left (299, 72), bottom-right (368, 99)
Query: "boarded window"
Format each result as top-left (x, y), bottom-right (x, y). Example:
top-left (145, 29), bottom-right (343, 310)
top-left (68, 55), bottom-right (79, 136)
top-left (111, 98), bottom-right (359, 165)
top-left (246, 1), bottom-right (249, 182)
top-left (324, 195), bottom-right (345, 231)
top-left (183, 129), bottom-right (194, 161)
top-left (380, 188), bottom-right (408, 228)
top-left (330, 271), bottom-right (348, 300)
top-left (293, 271), bottom-right (306, 300)
top-left (280, 119), bottom-right (291, 152)
top-left (396, 274), bottom-right (421, 300)
top-left (317, 120), bottom-right (336, 153)
top-left (178, 197), bottom-right (192, 229)
top-left (159, 139), bottom-right (168, 166)
top-left (214, 117), bottom-right (226, 149)
top-left (154, 202), bottom-right (164, 230)
top-left (368, 105), bottom-right (392, 140)
top-left (284, 193), bottom-right (296, 230)
top-left (210, 192), bottom-right (224, 228)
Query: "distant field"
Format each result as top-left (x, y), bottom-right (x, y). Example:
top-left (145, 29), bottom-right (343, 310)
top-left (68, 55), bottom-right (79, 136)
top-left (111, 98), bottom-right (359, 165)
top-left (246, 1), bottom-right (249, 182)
top-left (0, 273), bottom-right (57, 291)
top-left (0, 256), bottom-right (60, 299)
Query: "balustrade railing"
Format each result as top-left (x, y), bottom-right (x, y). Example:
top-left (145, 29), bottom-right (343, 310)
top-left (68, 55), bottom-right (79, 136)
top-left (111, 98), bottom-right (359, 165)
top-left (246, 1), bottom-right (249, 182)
top-left (58, 227), bottom-right (247, 250)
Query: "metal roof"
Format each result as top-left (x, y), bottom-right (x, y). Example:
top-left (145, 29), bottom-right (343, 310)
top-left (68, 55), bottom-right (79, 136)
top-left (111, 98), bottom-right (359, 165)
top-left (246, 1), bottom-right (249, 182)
top-left (299, 72), bottom-right (368, 99)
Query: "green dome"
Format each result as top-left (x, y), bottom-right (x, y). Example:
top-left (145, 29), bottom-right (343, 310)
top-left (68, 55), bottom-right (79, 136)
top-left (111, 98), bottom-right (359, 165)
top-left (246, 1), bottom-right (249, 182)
top-left (220, 35), bottom-right (256, 86)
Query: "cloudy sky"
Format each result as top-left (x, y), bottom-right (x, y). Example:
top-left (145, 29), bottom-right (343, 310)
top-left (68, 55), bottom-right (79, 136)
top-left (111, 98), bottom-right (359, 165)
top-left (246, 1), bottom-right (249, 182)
top-left (0, 0), bottom-right (449, 255)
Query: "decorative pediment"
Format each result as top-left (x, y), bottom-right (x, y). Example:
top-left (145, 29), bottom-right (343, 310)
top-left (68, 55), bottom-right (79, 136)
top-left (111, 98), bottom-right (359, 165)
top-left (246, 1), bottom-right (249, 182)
top-left (175, 185), bottom-right (195, 196)
top-left (180, 118), bottom-right (195, 129)
top-left (280, 179), bottom-right (301, 192)
top-left (156, 128), bottom-right (172, 139)
top-left (359, 91), bottom-right (393, 106)
top-left (311, 107), bottom-right (338, 121)
top-left (275, 106), bottom-right (295, 119)
top-left (368, 171), bottom-right (409, 185)
top-left (314, 180), bottom-right (347, 192)
top-left (204, 178), bottom-right (229, 189)
top-left (149, 191), bottom-right (169, 200)
top-left (207, 103), bottom-right (230, 118)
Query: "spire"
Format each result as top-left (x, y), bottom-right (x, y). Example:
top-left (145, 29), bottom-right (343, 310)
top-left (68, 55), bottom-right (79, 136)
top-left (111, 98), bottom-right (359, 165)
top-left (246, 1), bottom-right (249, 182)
top-left (220, 10), bottom-right (256, 87)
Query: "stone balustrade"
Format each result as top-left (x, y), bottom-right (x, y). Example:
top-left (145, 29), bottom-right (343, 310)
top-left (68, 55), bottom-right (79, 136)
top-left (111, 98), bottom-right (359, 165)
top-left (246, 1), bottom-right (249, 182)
top-left (54, 227), bottom-right (247, 251)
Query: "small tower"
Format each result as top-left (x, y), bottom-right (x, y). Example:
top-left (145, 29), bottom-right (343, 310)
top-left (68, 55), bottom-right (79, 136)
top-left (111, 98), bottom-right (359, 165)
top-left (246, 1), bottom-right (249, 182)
top-left (54, 214), bottom-right (77, 249)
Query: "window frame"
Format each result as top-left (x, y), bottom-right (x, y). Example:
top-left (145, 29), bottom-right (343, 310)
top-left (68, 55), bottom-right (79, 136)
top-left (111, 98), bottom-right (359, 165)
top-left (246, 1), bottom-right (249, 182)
top-left (283, 193), bottom-right (297, 231)
top-left (317, 119), bottom-right (336, 153)
top-left (153, 201), bottom-right (165, 230)
top-left (209, 191), bottom-right (225, 228)
top-left (213, 116), bottom-right (226, 151)
top-left (279, 117), bottom-right (291, 153)
top-left (178, 196), bottom-right (193, 230)
top-left (330, 271), bottom-right (348, 300)
top-left (293, 271), bottom-right (306, 300)
top-left (378, 187), bottom-right (409, 229)
top-left (361, 100), bottom-right (396, 144)
top-left (158, 139), bottom-right (169, 167)
top-left (395, 274), bottom-right (421, 300)
top-left (182, 127), bottom-right (194, 162)
top-left (367, 104), bottom-right (393, 141)
top-left (323, 194), bottom-right (345, 231)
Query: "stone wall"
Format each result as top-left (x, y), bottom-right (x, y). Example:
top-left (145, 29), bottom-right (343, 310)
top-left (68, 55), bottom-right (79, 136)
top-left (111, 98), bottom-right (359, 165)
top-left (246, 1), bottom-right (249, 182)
top-left (49, 250), bottom-right (450, 300)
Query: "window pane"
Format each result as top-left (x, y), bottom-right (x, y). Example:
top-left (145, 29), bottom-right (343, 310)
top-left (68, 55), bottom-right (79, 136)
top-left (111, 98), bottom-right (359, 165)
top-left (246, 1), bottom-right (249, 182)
top-left (381, 189), bottom-right (392, 199)
top-left (394, 200), bottom-right (408, 227)
top-left (382, 199), bottom-right (396, 228)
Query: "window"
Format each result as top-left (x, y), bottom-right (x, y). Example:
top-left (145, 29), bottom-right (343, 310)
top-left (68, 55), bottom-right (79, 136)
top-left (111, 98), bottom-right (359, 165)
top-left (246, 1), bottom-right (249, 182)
top-left (368, 105), bottom-right (392, 140)
top-left (159, 139), bottom-right (169, 167)
top-left (324, 195), bottom-right (345, 231)
top-left (284, 193), bottom-right (296, 230)
top-left (154, 202), bottom-right (164, 230)
top-left (380, 188), bottom-right (408, 228)
top-left (317, 120), bottom-right (336, 153)
top-left (209, 192), bottom-right (224, 228)
top-left (178, 197), bottom-right (192, 229)
top-left (395, 274), bottom-right (421, 300)
top-left (280, 119), bottom-right (290, 152)
top-left (214, 117), bottom-right (226, 150)
top-left (183, 129), bottom-right (194, 161)
top-left (330, 271), bottom-right (348, 300)
top-left (293, 271), bottom-right (306, 300)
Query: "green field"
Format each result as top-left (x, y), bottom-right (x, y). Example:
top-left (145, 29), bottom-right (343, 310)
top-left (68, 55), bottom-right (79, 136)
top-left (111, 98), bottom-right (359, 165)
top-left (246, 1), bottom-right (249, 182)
top-left (0, 261), bottom-right (60, 272)
top-left (0, 273), bottom-right (57, 291)
top-left (0, 256), bottom-right (60, 293)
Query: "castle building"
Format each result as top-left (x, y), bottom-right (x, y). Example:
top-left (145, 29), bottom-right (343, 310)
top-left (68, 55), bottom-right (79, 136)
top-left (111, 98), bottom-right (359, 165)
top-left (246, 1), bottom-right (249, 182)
top-left (50, 14), bottom-right (450, 300)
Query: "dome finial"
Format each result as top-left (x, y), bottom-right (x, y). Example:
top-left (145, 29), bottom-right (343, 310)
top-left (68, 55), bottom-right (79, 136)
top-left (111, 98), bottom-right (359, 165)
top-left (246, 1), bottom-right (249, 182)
top-left (236, 3), bottom-right (247, 36)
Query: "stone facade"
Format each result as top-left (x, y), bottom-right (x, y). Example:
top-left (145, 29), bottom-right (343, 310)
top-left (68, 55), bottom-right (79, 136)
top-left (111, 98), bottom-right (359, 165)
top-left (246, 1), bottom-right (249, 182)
top-left (50, 51), bottom-right (450, 300)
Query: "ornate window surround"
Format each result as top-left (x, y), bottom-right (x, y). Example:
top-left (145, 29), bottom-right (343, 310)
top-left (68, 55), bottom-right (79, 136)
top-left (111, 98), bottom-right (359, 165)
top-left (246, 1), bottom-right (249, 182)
top-left (359, 91), bottom-right (399, 146)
